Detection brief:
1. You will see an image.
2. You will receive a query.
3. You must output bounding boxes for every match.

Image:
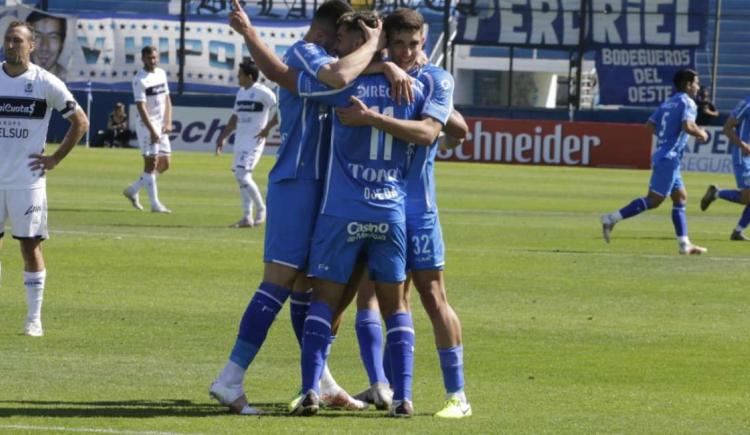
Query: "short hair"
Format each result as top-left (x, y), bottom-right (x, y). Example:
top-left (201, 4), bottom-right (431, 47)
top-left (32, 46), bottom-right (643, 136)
top-left (115, 102), bottom-right (125, 109)
top-left (337, 11), bottom-right (380, 37)
top-left (239, 58), bottom-right (259, 82)
top-left (5, 20), bottom-right (35, 41)
top-left (141, 45), bottom-right (157, 57)
top-left (673, 68), bottom-right (698, 91)
top-left (384, 8), bottom-right (424, 37)
top-left (313, 0), bottom-right (353, 31)
top-left (26, 11), bottom-right (66, 39)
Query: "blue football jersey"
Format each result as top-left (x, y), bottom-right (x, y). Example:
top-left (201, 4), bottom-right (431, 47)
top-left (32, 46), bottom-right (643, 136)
top-left (297, 72), bottom-right (426, 223)
top-left (648, 92), bottom-right (697, 162)
top-left (729, 97), bottom-right (750, 165)
top-left (269, 41), bottom-right (336, 182)
top-left (405, 64), bottom-right (454, 218)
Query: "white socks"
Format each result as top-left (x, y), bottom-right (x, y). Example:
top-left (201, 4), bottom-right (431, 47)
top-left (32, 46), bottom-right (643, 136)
top-left (24, 270), bottom-right (46, 323)
top-left (218, 360), bottom-right (246, 387)
top-left (143, 172), bottom-right (160, 207)
top-left (236, 171), bottom-right (265, 219)
top-left (320, 364), bottom-right (340, 392)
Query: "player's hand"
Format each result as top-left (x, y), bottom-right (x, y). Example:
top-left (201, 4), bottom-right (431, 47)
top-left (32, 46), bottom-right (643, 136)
top-left (215, 138), bottom-right (225, 156)
top-left (28, 153), bottom-right (58, 174)
top-left (335, 96), bottom-right (373, 127)
top-left (697, 129), bottom-right (709, 144)
top-left (383, 62), bottom-right (413, 105)
top-left (359, 18), bottom-right (384, 50)
top-left (149, 130), bottom-right (160, 145)
top-left (162, 124), bottom-right (172, 134)
top-left (229, 0), bottom-right (251, 33)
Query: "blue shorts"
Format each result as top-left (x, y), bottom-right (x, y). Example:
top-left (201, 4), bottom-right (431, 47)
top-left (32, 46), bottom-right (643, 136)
top-left (649, 158), bottom-right (683, 197)
top-left (308, 214), bottom-right (407, 284)
top-left (406, 214), bottom-right (445, 271)
top-left (263, 178), bottom-right (323, 270)
top-left (733, 160), bottom-right (750, 189)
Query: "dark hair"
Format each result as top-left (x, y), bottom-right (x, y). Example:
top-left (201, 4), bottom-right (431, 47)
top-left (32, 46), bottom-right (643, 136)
top-left (337, 11), bottom-right (379, 37)
top-left (673, 68), bottom-right (698, 91)
top-left (5, 20), bottom-right (35, 41)
top-left (313, 0), bottom-right (353, 31)
top-left (26, 11), bottom-right (66, 39)
top-left (239, 58), bottom-right (259, 82)
top-left (384, 8), bottom-right (423, 37)
top-left (141, 45), bottom-right (157, 57)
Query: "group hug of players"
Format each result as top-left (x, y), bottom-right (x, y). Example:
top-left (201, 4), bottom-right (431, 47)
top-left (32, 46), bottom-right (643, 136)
top-left (206, 0), bottom-right (472, 419)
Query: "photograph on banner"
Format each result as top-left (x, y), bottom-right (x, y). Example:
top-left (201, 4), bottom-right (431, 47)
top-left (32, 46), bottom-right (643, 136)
top-left (0, 5), bottom-right (83, 81)
top-left (456, 0), bottom-right (708, 48)
top-left (438, 118), bottom-right (652, 169)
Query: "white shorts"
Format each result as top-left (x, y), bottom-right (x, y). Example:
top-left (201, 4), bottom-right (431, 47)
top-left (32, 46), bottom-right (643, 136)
top-left (136, 122), bottom-right (171, 157)
top-left (0, 187), bottom-right (48, 240)
top-left (233, 140), bottom-right (265, 172)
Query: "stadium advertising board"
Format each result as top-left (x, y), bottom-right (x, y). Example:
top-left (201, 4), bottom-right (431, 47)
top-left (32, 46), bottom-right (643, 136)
top-left (680, 126), bottom-right (733, 174)
top-left (595, 48), bottom-right (696, 106)
top-left (456, 0), bottom-right (709, 48)
top-left (0, 5), bottom-right (307, 94)
top-left (437, 118), bottom-right (651, 169)
top-left (128, 105), bottom-right (279, 153)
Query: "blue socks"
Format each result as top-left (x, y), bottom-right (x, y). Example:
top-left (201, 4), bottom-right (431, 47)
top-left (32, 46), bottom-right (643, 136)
top-left (301, 300), bottom-right (333, 394)
top-left (355, 309), bottom-right (388, 385)
top-left (230, 282), bottom-right (291, 369)
top-left (671, 203), bottom-right (688, 237)
top-left (619, 197), bottom-right (651, 219)
top-left (382, 339), bottom-right (392, 385)
top-left (719, 189), bottom-right (743, 204)
top-left (290, 290), bottom-right (312, 348)
top-left (385, 312), bottom-right (415, 402)
top-left (438, 346), bottom-right (465, 394)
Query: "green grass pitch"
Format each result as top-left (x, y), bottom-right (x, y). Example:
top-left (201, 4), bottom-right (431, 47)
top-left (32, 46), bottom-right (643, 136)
top-left (1, 146), bottom-right (749, 434)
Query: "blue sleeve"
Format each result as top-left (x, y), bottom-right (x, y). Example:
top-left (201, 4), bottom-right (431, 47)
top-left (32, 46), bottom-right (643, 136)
top-left (731, 99), bottom-right (750, 120)
top-left (648, 107), bottom-right (660, 125)
top-left (419, 68), bottom-right (453, 125)
top-left (682, 99), bottom-right (697, 122)
top-left (287, 43), bottom-right (336, 78)
top-left (296, 71), bottom-right (349, 106)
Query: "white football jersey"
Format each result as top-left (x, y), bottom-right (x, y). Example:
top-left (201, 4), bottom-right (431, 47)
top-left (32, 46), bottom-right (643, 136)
top-left (0, 63), bottom-right (77, 189)
top-left (233, 82), bottom-right (276, 153)
top-left (132, 67), bottom-right (169, 128)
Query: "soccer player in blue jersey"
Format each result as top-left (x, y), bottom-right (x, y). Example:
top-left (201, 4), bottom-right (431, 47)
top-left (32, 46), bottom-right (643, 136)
top-left (337, 8), bottom-right (472, 418)
top-left (210, 0), bottom-right (383, 414)
top-left (699, 96), bottom-right (750, 241)
top-left (601, 69), bottom-right (709, 255)
top-left (282, 11), bottom-right (443, 417)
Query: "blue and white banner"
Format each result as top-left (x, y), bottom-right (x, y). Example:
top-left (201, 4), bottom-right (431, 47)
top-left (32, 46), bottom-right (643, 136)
top-left (0, 5), bottom-right (309, 94)
top-left (456, 0), bottom-right (709, 48)
top-left (595, 47), bottom-right (695, 106)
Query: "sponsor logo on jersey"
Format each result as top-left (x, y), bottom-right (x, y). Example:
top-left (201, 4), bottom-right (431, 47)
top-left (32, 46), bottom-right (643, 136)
top-left (356, 84), bottom-right (391, 99)
top-left (346, 221), bottom-right (389, 242)
top-left (0, 127), bottom-right (30, 138)
top-left (145, 83), bottom-right (168, 96)
top-left (236, 100), bottom-right (265, 112)
top-left (0, 98), bottom-right (47, 119)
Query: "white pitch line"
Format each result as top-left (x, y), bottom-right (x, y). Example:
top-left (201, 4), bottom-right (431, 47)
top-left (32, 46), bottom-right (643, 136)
top-left (0, 424), bottom-right (203, 435)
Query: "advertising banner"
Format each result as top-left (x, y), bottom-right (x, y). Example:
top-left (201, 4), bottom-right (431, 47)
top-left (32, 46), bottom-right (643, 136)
top-left (437, 117), bottom-right (652, 169)
top-left (595, 47), bottom-right (696, 106)
top-left (456, 0), bottom-right (709, 48)
top-left (129, 105), bottom-right (280, 153)
top-left (681, 126), bottom-right (733, 174)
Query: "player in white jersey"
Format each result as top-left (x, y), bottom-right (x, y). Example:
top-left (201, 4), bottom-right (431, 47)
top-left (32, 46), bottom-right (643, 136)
top-left (215, 59), bottom-right (278, 228)
top-left (0, 21), bottom-right (88, 336)
top-left (123, 46), bottom-right (173, 213)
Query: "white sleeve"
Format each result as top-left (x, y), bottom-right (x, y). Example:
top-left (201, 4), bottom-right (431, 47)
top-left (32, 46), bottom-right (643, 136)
top-left (132, 76), bottom-right (146, 102)
top-left (46, 73), bottom-right (77, 119)
top-left (232, 91), bottom-right (240, 116)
